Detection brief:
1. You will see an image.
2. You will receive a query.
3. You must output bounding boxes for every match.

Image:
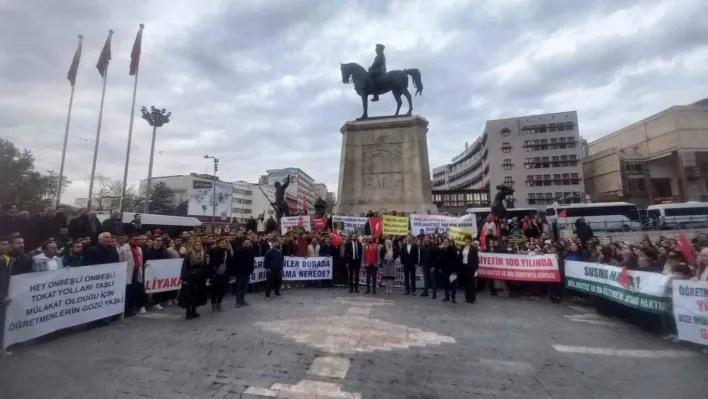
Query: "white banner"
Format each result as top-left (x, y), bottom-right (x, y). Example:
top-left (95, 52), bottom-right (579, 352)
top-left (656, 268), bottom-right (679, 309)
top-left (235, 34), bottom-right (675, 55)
top-left (252, 256), bottom-right (332, 281)
top-left (672, 281), bottom-right (708, 346)
top-left (565, 261), bottom-right (671, 313)
top-left (3, 262), bottom-right (127, 348)
top-left (332, 215), bottom-right (368, 233)
top-left (409, 214), bottom-right (477, 236)
top-left (143, 259), bottom-right (184, 294)
top-left (280, 216), bottom-right (312, 234)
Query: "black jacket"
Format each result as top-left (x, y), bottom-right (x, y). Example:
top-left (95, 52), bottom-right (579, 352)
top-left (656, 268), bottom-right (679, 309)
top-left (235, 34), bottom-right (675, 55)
top-left (251, 242), bottom-right (270, 257)
top-left (440, 245), bottom-right (459, 275)
top-left (344, 240), bottom-right (363, 264)
top-left (144, 247), bottom-right (169, 261)
top-left (231, 245), bottom-right (255, 277)
top-left (208, 247), bottom-right (231, 277)
top-left (101, 218), bottom-right (124, 236)
top-left (419, 243), bottom-right (438, 268)
top-left (458, 245), bottom-right (479, 272)
top-left (84, 244), bottom-right (120, 266)
top-left (399, 242), bottom-right (419, 267)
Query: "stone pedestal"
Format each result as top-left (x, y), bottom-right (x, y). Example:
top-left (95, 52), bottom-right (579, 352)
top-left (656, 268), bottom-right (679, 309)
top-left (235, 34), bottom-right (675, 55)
top-left (334, 115), bottom-right (438, 215)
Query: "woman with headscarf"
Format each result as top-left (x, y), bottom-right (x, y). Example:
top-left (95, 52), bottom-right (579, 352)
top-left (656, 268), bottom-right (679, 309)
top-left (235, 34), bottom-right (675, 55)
top-left (380, 239), bottom-right (396, 294)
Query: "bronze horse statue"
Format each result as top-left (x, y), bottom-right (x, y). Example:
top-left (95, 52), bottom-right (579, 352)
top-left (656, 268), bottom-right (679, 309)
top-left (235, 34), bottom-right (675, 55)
top-left (340, 62), bottom-right (423, 119)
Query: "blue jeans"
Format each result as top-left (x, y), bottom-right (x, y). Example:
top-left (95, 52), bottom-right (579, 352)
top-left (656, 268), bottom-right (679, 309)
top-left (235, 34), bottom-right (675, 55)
top-left (423, 267), bottom-right (436, 295)
top-left (234, 275), bottom-right (249, 304)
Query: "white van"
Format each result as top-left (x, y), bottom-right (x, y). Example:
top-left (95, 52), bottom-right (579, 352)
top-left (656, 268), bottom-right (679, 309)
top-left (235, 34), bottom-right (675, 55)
top-left (545, 202), bottom-right (641, 232)
top-left (646, 202), bottom-right (708, 229)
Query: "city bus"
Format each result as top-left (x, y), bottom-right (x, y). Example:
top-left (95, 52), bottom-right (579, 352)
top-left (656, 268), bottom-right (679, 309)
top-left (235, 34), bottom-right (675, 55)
top-left (465, 207), bottom-right (540, 222)
top-left (545, 202), bottom-right (641, 232)
top-left (646, 202), bottom-right (708, 229)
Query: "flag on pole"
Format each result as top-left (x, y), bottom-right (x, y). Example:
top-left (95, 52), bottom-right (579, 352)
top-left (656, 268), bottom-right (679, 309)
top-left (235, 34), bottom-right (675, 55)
top-left (67, 35), bottom-right (83, 86)
top-left (129, 24), bottom-right (144, 76)
top-left (96, 30), bottom-right (113, 78)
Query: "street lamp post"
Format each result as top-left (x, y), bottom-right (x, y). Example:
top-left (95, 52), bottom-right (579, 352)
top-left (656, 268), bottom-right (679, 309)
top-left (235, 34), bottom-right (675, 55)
top-left (141, 106), bottom-right (171, 213)
top-left (204, 154), bottom-right (220, 226)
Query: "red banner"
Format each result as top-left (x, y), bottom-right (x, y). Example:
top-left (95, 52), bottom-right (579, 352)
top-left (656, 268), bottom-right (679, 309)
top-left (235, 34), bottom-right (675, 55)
top-left (369, 216), bottom-right (382, 237)
top-left (477, 253), bottom-right (560, 282)
top-left (313, 217), bottom-right (328, 230)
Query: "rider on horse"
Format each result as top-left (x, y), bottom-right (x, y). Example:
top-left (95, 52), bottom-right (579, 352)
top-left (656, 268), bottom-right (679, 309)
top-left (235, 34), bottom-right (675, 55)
top-left (369, 44), bottom-right (386, 102)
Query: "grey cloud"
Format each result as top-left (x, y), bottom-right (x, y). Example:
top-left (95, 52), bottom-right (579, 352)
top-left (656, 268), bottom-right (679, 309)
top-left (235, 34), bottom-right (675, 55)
top-left (2, 0), bottom-right (708, 202)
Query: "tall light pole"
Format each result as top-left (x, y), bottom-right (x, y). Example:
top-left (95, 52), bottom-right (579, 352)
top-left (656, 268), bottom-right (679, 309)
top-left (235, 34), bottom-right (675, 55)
top-left (141, 106), bottom-right (171, 213)
top-left (204, 155), bottom-right (219, 226)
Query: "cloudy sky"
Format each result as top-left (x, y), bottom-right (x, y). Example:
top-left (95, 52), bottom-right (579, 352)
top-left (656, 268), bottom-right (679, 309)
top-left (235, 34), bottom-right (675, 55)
top-left (2, 0), bottom-right (708, 204)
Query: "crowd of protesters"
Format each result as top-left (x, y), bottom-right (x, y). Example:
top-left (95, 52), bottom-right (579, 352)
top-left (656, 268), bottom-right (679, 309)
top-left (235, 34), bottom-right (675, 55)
top-left (2, 204), bottom-right (708, 352)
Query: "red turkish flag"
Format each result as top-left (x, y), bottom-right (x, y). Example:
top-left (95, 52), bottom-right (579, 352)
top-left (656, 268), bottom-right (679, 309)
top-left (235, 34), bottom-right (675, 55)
top-left (558, 209), bottom-right (567, 218)
top-left (676, 232), bottom-right (695, 263)
top-left (369, 216), bottom-right (382, 237)
top-left (618, 266), bottom-right (631, 289)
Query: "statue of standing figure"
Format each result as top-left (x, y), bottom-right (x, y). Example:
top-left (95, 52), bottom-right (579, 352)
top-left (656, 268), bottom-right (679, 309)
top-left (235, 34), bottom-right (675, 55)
top-left (274, 175), bottom-right (291, 221)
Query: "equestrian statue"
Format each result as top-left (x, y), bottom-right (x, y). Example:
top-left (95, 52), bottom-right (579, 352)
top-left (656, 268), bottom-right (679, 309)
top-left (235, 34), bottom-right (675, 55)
top-left (340, 44), bottom-right (423, 120)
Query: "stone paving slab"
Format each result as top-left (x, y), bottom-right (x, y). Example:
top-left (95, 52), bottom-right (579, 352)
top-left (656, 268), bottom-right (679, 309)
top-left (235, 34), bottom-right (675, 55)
top-left (0, 289), bottom-right (706, 399)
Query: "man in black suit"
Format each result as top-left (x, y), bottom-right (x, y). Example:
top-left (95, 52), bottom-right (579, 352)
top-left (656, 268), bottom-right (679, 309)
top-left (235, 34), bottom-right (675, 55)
top-left (399, 235), bottom-right (419, 295)
top-left (344, 234), bottom-right (363, 293)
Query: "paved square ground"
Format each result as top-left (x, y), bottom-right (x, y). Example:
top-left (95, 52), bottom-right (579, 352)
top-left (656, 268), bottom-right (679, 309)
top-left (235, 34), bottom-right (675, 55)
top-left (1, 288), bottom-right (706, 398)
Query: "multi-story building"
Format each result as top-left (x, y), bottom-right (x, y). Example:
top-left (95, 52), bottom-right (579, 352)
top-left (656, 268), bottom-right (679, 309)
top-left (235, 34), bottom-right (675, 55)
top-left (138, 173), bottom-right (233, 225)
top-left (583, 98), bottom-right (708, 207)
top-left (230, 181), bottom-right (254, 224)
top-left (313, 183), bottom-right (328, 201)
top-left (229, 180), bottom-right (278, 222)
top-left (266, 168), bottom-right (316, 213)
top-left (432, 111), bottom-right (585, 209)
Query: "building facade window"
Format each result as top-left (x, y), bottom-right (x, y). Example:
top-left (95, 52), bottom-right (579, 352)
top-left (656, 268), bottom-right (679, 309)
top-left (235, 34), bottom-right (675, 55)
top-left (501, 142), bottom-right (512, 153)
top-left (500, 128), bottom-right (510, 136)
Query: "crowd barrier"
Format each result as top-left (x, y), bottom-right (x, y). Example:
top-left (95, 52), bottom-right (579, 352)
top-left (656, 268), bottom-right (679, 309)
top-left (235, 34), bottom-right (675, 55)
top-left (4, 256), bottom-right (706, 349)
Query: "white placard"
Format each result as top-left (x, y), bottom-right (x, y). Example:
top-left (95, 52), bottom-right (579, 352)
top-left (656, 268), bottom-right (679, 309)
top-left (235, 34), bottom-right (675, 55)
top-left (3, 262), bottom-right (127, 348)
top-left (143, 259), bottom-right (184, 294)
top-left (672, 281), bottom-right (708, 346)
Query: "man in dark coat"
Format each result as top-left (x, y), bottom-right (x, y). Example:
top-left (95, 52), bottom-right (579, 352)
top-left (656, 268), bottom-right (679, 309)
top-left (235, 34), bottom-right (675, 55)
top-left (230, 238), bottom-right (255, 307)
top-left (399, 235), bottom-right (419, 295)
top-left (101, 210), bottom-right (124, 236)
top-left (84, 232), bottom-right (120, 266)
top-left (344, 235), bottom-right (363, 293)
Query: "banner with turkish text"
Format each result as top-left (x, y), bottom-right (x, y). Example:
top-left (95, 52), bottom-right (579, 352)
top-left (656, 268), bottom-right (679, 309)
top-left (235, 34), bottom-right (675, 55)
top-left (332, 215), bottom-right (368, 233)
top-left (143, 259), bottom-right (184, 294)
top-left (565, 260), bottom-right (671, 313)
top-left (280, 215), bottom-right (312, 234)
top-left (478, 253), bottom-right (560, 282)
top-left (672, 281), bottom-right (708, 346)
top-left (313, 217), bottom-right (328, 230)
top-left (251, 256), bottom-right (332, 282)
top-left (382, 215), bottom-right (408, 235)
top-left (409, 214), bottom-right (477, 236)
top-left (3, 262), bottom-right (127, 348)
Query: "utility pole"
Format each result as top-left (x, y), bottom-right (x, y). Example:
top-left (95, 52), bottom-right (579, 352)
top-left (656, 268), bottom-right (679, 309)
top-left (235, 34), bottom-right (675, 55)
top-left (204, 155), bottom-right (219, 226)
top-left (141, 106), bottom-right (171, 213)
